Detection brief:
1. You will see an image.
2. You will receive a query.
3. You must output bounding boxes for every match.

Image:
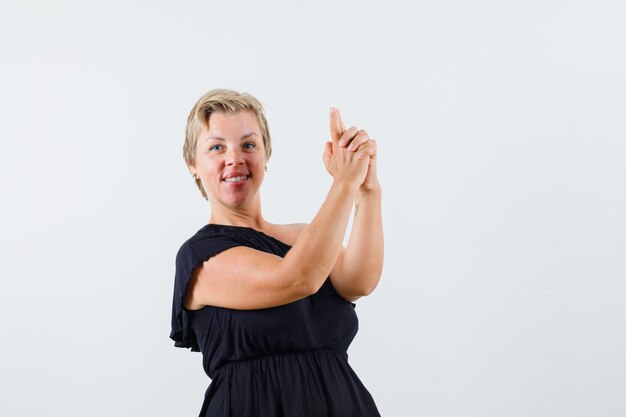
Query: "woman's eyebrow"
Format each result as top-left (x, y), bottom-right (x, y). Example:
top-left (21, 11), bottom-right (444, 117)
top-left (205, 132), bottom-right (258, 142)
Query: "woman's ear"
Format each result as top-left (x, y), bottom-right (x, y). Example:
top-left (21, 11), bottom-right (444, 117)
top-left (188, 164), bottom-right (198, 179)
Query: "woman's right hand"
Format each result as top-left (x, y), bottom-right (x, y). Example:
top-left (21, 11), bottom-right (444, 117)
top-left (322, 108), bottom-right (370, 188)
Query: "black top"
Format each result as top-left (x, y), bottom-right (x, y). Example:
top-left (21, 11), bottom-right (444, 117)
top-left (170, 223), bottom-right (381, 416)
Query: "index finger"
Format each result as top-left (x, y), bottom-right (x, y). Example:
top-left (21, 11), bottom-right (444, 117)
top-left (330, 107), bottom-right (346, 144)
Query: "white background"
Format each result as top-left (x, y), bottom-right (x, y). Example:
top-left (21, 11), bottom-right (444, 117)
top-left (1, 0), bottom-right (625, 416)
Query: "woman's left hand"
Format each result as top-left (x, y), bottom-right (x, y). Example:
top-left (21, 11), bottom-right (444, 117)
top-left (323, 108), bottom-right (380, 193)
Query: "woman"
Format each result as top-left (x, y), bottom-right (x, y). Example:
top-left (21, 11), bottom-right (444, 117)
top-left (170, 88), bottom-right (384, 416)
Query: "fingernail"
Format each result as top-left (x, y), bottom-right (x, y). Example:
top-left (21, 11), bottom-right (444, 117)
top-left (358, 152), bottom-right (364, 159)
top-left (330, 107), bottom-right (336, 114)
top-left (338, 139), bottom-right (345, 146)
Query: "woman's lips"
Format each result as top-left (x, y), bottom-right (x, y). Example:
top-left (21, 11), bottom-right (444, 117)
top-left (223, 175), bottom-right (249, 187)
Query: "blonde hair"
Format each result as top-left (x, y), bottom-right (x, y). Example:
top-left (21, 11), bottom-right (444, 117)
top-left (183, 88), bottom-right (272, 200)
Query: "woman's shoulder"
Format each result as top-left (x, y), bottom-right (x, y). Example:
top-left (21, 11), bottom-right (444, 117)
top-left (182, 222), bottom-right (309, 250)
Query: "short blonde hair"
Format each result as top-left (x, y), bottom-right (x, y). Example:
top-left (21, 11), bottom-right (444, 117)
top-left (183, 88), bottom-right (272, 200)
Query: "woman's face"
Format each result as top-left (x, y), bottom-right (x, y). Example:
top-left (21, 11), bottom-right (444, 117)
top-left (192, 110), bottom-right (266, 208)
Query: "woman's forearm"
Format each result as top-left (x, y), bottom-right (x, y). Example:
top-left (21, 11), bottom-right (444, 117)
top-left (341, 187), bottom-right (384, 294)
top-left (283, 180), bottom-right (360, 293)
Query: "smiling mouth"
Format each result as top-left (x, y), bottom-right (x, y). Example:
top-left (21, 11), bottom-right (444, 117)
top-left (223, 175), bottom-right (250, 184)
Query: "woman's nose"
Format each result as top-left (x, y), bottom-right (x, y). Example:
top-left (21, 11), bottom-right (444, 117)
top-left (225, 148), bottom-right (245, 165)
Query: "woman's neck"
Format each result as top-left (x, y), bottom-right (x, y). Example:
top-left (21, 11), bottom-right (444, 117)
top-left (208, 207), bottom-right (268, 230)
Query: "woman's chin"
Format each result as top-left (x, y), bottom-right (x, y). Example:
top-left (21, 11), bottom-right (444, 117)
top-left (211, 181), bottom-right (259, 207)
top-left (223, 193), bottom-right (253, 207)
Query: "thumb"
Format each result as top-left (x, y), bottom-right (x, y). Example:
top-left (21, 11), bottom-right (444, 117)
top-left (322, 141), bottom-right (333, 169)
top-left (322, 148), bottom-right (331, 168)
top-left (324, 141), bottom-right (333, 157)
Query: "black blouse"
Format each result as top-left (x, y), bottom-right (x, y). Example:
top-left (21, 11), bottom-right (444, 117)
top-left (170, 223), bottom-right (381, 416)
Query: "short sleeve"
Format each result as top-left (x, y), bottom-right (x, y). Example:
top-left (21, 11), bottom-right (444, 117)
top-left (169, 232), bottom-right (245, 351)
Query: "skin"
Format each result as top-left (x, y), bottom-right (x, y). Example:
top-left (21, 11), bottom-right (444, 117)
top-left (188, 108), bottom-right (383, 302)
top-left (189, 110), bottom-right (270, 229)
top-left (315, 108), bottom-right (383, 300)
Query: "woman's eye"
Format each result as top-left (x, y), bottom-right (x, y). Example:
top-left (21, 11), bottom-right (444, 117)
top-left (244, 142), bottom-right (256, 149)
top-left (209, 144), bottom-right (223, 151)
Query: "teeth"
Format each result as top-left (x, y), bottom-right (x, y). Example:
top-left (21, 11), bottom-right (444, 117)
top-left (225, 176), bottom-right (248, 183)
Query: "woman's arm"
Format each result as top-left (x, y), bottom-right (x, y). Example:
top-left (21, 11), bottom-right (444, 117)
top-left (185, 180), bottom-right (362, 311)
top-left (322, 108), bottom-right (384, 302)
top-left (330, 186), bottom-right (383, 302)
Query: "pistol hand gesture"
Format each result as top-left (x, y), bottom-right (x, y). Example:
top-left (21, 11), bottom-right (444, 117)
top-left (322, 107), bottom-right (379, 192)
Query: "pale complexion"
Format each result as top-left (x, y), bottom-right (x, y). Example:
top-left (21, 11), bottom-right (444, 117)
top-left (190, 110), bottom-right (270, 230)
top-left (188, 108), bottom-right (382, 303)
top-left (301, 108), bottom-right (383, 301)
